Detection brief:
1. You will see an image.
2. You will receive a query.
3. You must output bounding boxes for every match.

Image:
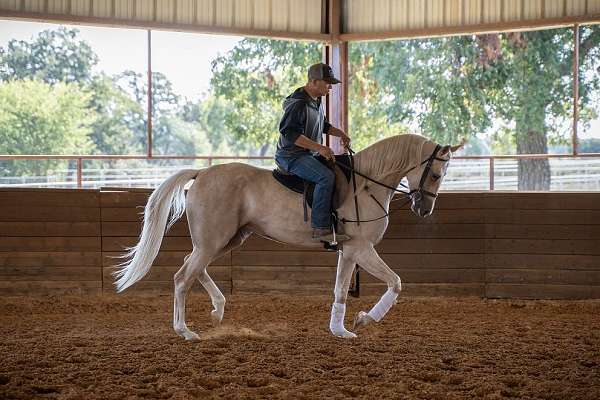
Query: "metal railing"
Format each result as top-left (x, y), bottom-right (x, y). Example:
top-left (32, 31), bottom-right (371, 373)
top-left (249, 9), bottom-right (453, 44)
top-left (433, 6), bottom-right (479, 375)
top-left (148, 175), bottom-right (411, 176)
top-left (1, 153), bottom-right (600, 190)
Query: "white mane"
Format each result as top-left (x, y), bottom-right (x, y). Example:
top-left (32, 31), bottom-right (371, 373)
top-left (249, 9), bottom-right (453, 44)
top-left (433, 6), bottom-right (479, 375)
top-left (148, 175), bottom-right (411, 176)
top-left (354, 134), bottom-right (429, 178)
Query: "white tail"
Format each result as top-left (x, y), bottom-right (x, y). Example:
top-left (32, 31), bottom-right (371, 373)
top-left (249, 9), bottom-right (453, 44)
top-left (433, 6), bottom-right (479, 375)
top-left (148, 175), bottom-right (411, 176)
top-left (113, 169), bottom-right (198, 292)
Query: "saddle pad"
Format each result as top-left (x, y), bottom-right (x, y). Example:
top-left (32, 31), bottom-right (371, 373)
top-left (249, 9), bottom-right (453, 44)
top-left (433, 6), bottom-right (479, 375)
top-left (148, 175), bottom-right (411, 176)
top-left (271, 154), bottom-right (353, 209)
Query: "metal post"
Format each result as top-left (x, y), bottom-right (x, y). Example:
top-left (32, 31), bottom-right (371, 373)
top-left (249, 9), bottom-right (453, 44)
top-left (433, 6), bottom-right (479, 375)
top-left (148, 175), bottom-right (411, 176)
top-left (76, 158), bottom-right (83, 188)
top-left (489, 158), bottom-right (494, 190)
top-left (572, 24), bottom-right (580, 155)
top-left (147, 29), bottom-right (153, 158)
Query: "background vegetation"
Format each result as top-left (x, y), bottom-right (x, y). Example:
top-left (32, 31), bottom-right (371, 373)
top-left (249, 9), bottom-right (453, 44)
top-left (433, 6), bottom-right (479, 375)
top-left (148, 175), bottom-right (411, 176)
top-left (1, 25), bottom-right (599, 189)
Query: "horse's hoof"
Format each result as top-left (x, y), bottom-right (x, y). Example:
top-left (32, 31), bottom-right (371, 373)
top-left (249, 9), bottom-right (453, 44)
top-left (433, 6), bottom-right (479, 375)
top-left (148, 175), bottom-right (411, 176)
top-left (331, 328), bottom-right (357, 338)
top-left (176, 328), bottom-right (201, 341)
top-left (210, 309), bottom-right (223, 327)
top-left (353, 311), bottom-right (374, 330)
top-left (183, 331), bottom-right (201, 341)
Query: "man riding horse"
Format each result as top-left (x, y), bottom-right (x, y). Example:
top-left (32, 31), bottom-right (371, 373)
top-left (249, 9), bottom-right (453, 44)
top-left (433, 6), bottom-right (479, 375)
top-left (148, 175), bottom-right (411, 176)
top-left (275, 63), bottom-right (352, 243)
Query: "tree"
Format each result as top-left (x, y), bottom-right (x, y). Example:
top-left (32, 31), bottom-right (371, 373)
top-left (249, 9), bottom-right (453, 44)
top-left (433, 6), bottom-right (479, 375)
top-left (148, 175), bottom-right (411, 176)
top-left (115, 70), bottom-right (194, 158)
top-left (353, 26), bottom-right (600, 190)
top-left (210, 38), bottom-right (408, 153)
top-left (85, 74), bottom-right (144, 156)
top-left (0, 27), bottom-right (97, 85)
top-left (0, 80), bottom-right (94, 176)
top-left (0, 27), bottom-right (147, 162)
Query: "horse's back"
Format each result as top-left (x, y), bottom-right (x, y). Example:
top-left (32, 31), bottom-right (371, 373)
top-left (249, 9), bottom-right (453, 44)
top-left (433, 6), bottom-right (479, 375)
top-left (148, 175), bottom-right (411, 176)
top-left (187, 162), bottom-right (288, 205)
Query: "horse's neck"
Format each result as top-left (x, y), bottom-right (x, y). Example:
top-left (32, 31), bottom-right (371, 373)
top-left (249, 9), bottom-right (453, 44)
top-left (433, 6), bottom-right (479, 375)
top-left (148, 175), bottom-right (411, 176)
top-left (354, 137), bottom-right (419, 185)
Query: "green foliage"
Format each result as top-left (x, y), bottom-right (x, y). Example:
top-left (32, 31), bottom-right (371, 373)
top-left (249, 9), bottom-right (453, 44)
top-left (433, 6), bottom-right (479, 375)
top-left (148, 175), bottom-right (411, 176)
top-left (2, 23), bottom-right (600, 189)
top-left (0, 79), bottom-right (94, 175)
top-left (85, 74), bottom-right (144, 156)
top-left (0, 27), bottom-right (97, 85)
top-left (211, 38), bottom-right (321, 155)
top-left (351, 37), bottom-right (490, 146)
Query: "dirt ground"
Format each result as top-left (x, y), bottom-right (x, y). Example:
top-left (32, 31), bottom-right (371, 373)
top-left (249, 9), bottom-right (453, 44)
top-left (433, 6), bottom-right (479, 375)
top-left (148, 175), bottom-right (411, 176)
top-left (0, 294), bottom-right (599, 400)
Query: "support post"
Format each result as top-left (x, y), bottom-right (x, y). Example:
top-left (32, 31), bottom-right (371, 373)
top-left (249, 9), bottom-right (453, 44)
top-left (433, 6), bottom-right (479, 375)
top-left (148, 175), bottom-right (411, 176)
top-left (572, 24), bottom-right (580, 155)
top-left (323, 0), bottom-right (348, 155)
top-left (147, 29), bottom-right (153, 158)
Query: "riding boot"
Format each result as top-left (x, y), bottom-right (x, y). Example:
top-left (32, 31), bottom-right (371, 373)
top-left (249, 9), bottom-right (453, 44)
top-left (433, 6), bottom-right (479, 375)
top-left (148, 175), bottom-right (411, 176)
top-left (312, 228), bottom-right (350, 243)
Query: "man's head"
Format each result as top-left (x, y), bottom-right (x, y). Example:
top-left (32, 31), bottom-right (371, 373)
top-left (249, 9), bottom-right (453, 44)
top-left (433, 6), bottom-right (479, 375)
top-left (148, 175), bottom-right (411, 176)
top-left (305, 63), bottom-right (341, 97)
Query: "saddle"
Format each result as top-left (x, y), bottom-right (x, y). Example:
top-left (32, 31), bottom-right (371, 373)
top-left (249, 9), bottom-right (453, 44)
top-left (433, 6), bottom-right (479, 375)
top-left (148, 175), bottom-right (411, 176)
top-left (272, 154), bottom-right (352, 212)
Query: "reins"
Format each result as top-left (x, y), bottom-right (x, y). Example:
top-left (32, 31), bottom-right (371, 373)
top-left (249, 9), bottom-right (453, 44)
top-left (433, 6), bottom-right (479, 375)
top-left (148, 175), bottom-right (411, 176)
top-left (336, 145), bottom-right (446, 224)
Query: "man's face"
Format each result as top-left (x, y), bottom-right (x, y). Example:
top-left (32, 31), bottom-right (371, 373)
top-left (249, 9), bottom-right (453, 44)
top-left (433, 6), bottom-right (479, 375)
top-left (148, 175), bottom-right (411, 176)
top-left (314, 79), bottom-right (333, 96)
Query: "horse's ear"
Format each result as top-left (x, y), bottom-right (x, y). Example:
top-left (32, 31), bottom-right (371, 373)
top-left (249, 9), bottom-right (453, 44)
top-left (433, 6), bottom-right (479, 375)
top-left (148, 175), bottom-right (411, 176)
top-left (450, 138), bottom-right (467, 153)
top-left (439, 145), bottom-right (451, 156)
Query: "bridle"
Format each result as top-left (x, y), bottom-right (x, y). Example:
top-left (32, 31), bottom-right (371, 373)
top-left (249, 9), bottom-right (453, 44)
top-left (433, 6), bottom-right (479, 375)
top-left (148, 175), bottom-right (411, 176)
top-left (337, 144), bottom-right (449, 224)
top-left (408, 144), bottom-right (448, 202)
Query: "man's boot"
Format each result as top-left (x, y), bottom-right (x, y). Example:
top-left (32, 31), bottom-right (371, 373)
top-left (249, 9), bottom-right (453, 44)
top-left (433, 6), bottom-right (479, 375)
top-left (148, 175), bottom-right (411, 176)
top-left (312, 228), bottom-right (350, 243)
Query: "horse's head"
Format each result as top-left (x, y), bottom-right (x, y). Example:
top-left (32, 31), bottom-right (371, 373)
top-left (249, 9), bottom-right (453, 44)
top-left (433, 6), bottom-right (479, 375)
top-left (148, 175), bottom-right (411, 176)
top-left (405, 139), bottom-right (465, 218)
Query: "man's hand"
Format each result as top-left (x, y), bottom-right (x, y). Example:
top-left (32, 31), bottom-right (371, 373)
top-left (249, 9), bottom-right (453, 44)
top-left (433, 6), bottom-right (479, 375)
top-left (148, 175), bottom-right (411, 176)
top-left (340, 133), bottom-right (351, 149)
top-left (330, 127), bottom-right (351, 150)
top-left (317, 145), bottom-right (335, 161)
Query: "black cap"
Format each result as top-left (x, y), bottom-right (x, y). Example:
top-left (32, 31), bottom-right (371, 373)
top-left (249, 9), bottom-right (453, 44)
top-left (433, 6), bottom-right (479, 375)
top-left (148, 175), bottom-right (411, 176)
top-left (307, 63), bottom-right (341, 84)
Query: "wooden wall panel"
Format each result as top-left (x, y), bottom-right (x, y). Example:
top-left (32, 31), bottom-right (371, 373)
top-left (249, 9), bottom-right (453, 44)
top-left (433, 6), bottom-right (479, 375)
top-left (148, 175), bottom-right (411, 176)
top-left (481, 192), bottom-right (600, 299)
top-left (0, 188), bottom-right (101, 295)
top-left (1, 189), bottom-right (599, 299)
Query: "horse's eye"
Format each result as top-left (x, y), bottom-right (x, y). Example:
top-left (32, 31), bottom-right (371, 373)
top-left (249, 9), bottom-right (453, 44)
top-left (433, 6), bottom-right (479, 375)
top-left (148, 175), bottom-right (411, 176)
top-left (431, 173), bottom-right (441, 181)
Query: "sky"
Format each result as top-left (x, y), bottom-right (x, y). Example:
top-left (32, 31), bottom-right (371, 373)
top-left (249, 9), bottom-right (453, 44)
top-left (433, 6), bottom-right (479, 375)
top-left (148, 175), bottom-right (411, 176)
top-left (0, 19), bottom-right (242, 100)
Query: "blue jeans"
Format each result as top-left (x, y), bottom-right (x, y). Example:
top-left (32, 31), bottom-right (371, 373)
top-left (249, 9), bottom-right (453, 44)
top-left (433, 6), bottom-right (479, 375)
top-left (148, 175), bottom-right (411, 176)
top-left (276, 153), bottom-right (335, 229)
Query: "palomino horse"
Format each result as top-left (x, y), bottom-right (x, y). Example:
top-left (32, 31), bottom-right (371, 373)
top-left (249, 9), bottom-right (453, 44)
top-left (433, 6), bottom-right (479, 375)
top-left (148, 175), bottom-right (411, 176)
top-left (114, 134), bottom-right (464, 340)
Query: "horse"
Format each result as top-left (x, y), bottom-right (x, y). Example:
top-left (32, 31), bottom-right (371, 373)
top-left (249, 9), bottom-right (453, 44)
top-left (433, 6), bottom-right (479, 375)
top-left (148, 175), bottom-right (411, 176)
top-left (113, 133), bottom-right (464, 340)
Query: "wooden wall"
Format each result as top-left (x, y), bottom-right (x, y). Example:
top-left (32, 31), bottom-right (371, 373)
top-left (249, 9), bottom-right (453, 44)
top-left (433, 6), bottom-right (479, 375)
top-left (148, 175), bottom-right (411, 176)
top-left (1, 188), bottom-right (599, 299)
top-left (0, 188), bottom-right (102, 295)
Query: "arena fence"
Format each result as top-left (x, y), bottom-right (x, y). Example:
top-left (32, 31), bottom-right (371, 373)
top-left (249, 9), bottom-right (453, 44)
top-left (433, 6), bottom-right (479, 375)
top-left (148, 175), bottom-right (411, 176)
top-left (1, 154), bottom-right (600, 190)
top-left (0, 188), bottom-right (598, 299)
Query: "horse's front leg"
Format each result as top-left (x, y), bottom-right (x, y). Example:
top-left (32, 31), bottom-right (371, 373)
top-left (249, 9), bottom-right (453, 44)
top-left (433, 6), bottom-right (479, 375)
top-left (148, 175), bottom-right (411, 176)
top-left (329, 250), bottom-right (357, 338)
top-left (352, 244), bottom-right (402, 329)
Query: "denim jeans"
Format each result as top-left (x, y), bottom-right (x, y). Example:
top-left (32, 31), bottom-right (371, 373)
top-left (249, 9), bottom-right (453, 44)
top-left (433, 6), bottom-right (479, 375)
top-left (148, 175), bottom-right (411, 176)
top-left (276, 153), bottom-right (335, 229)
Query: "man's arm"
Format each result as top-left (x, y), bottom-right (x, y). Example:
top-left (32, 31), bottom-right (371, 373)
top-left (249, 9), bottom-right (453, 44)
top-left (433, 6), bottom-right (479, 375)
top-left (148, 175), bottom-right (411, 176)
top-left (325, 126), bottom-right (351, 148)
top-left (294, 135), bottom-right (335, 160)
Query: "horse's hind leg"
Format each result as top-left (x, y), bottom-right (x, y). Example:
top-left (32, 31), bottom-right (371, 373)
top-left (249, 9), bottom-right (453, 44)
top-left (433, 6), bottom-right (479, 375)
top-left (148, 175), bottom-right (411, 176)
top-left (198, 270), bottom-right (226, 327)
top-left (352, 244), bottom-right (402, 330)
top-left (198, 227), bottom-right (252, 326)
top-left (173, 249), bottom-right (211, 341)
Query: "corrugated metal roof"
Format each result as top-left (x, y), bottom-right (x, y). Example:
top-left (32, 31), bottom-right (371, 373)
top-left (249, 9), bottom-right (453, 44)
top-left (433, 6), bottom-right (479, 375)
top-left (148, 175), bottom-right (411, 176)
top-left (1, 0), bottom-right (599, 40)
top-left (344, 0), bottom-right (600, 35)
top-left (0, 0), bottom-right (324, 39)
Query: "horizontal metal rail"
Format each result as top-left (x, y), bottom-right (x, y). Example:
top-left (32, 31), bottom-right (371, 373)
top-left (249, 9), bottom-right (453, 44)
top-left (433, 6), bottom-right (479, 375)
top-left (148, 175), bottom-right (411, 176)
top-left (1, 153), bottom-right (600, 189)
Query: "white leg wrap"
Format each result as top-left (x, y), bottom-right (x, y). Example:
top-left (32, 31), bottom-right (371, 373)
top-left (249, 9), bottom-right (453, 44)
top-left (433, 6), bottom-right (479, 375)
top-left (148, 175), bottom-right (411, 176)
top-left (329, 302), bottom-right (347, 332)
top-left (329, 302), bottom-right (356, 337)
top-left (367, 288), bottom-right (398, 322)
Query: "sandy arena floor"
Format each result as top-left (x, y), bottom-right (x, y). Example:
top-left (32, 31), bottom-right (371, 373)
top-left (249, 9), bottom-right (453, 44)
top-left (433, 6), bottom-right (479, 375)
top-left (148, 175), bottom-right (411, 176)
top-left (0, 294), bottom-right (599, 399)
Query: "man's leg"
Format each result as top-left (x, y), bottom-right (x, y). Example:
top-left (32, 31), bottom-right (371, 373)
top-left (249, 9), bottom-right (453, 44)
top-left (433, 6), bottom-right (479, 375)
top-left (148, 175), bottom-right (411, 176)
top-left (287, 155), bottom-right (335, 229)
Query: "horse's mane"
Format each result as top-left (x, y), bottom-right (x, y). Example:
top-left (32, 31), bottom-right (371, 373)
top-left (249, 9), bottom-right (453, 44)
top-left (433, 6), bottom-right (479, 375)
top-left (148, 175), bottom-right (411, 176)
top-left (354, 134), bottom-right (429, 178)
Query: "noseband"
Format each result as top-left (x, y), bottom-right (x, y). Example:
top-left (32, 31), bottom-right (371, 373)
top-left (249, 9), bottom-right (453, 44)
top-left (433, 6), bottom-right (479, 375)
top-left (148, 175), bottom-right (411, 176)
top-left (409, 144), bottom-right (447, 202)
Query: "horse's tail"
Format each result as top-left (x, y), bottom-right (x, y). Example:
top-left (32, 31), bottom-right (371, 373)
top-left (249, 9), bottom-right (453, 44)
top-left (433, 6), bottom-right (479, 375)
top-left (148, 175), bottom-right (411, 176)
top-left (113, 169), bottom-right (199, 292)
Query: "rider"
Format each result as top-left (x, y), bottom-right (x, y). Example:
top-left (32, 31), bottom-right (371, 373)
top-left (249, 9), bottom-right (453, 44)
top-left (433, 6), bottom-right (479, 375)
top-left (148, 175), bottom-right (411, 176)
top-left (275, 63), bottom-right (351, 243)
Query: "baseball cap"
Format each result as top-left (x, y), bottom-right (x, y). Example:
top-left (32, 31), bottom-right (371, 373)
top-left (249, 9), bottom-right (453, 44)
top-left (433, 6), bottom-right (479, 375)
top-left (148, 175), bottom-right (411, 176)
top-left (307, 63), bottom-right (341, 84)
